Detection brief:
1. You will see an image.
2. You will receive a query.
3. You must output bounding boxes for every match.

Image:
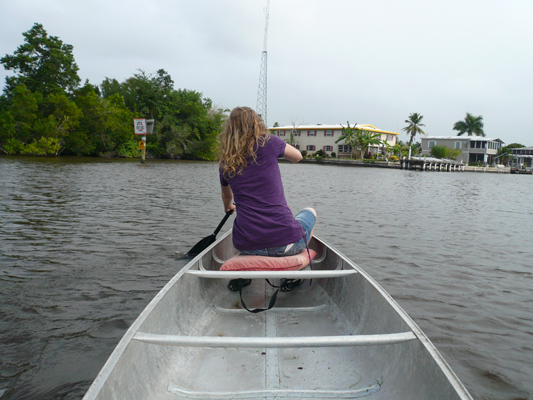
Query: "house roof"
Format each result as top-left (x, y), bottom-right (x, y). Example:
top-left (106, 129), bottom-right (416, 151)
top-left (269, 124), bottom-right (400, 136)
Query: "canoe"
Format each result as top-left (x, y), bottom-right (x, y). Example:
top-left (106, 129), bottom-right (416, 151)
top-left (83, 231), bottom-right (473, 400)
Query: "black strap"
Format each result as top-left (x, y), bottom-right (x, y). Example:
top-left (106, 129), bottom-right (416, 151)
top-left (237, 279), bottom-right (280, 314)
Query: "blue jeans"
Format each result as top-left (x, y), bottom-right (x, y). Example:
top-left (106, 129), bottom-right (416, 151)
top-left (239, 209), bottom-right (316, 257)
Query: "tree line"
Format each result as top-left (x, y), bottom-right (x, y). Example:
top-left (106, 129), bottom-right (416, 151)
top-left (0, 23), bottom-right (226, 159)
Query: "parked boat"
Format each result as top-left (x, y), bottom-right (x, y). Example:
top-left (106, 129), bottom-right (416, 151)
top-left (83, 230), bottom-right (473, 399)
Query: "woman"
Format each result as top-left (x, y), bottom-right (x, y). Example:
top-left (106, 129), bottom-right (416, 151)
top-left (218, 106), bottom-right (317, 291)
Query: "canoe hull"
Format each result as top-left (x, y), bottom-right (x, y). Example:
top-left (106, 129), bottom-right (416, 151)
top-left (84, 231), bottom-right (472, 400)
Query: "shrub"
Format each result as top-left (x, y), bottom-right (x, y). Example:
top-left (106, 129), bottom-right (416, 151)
top-left (445, 148), bottom-right (462, 160)
top-left (4, 138), bottom-right (25, 155)
top-left (389, 155), bottom-right (399, 161)
top-left (314, 149), bottom-right (327, 158)
top-left (300, 150), bottom-right (307, 158)
top-left (430, 145), bottom-right (447, 159)
top-left (330, 152), bottom-right (336, 158)
top-left (20, 137), bottom-right (61, 156)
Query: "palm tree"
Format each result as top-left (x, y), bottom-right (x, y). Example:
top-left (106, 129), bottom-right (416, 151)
top-left (453, 113), bottom-right (485, 137)
top-left (402, 113), bottom-right (426, 147)
top-left (335, 121), bottom-right (358, 158)
top-left (359, 130), bottom-right (382, 159)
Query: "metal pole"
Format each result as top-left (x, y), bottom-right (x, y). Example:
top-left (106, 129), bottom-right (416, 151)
top-left (141, 136), bottom-right (146, 164)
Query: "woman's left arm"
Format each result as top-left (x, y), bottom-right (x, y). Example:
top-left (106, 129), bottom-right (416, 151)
top-left (283, 143), bottom-right (303, 163)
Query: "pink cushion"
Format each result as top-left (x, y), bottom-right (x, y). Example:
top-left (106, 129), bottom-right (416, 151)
top-left (220, 250), bottom-right (318, 271)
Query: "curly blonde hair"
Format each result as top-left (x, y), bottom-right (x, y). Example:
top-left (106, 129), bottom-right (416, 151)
top-left (218, 107), bottom-right (269, 179)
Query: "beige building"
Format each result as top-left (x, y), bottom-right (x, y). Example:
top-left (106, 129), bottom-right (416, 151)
top-left (269, 124), bottom-right (400, 157)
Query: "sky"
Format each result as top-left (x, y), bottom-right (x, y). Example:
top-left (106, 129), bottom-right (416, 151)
top-left (1, 0), bottom-right (532, 145)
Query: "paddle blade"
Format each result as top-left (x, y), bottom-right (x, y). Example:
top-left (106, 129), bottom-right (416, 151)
top-left (187, 234), bottom-right (216, 257)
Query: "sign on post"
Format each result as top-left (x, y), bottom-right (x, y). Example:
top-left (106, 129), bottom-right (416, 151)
top-left (134, 118), bottom-right (147, 135)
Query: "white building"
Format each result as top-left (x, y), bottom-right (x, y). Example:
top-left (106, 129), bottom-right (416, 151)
top-left (420, 136), bottom-right (504, 165)
top-left (269, 124), bottom-right (400, 157)
top-left (510, 146), bottom-right (533, 169)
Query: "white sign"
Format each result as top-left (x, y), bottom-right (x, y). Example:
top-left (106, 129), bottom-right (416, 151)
top-left (134, 118), bottom-right (147, 135)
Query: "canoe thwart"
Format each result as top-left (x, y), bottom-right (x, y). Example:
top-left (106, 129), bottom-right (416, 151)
top-left (186, 269), bottom-right (357, 279)
top-left (133, 331), bottom-right (416, 348)
top-left (167, 382), bottom-right (381, 399)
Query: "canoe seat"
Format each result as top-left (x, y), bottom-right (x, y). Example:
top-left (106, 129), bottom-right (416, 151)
top-left (219, 249), bottom-right (317, 271)
top-left (133, 331), bottom-right (416, 348)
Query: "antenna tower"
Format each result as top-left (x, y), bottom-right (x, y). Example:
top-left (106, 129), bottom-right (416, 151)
top-left (256, 0), bottom-right (270, 127)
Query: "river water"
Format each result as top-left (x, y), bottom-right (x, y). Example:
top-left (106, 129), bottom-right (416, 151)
top-left (0, 156), bottom-right (531, 400)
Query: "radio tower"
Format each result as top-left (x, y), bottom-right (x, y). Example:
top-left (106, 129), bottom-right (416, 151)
top-left (256, 0), bottom-right (270, 127)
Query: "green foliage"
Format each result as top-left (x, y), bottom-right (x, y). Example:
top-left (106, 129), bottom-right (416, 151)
top-left (389, 155), bottom-right (399, 161)
top-left (116, 140), bottom-right (140, 158)
top-left (359, 130), bottom-right (381, 159)
top-left (3, 138), bottom-right (24, 155)
top-left (330, 151), bottom-right (336, 158)
top-left (102, 71), bottom-right (226, 160)
top-left (402, 113), bottom-right (426, 146)
top-left (300, 150), bottom-right (308, 158)
top-left (430, 145), bottom-right (447, 159)
top-left (20, 137), bottom-right (61, 156)
top-left (453, 113), bottom-right (485, 137)
top-left (445, 148), bottom-right (462, 160)
top-left (336, 121), bottom-right (359, 158)
top-left (314, 149), bottom-right (327, 158)
top-left (1, 23), bottom-right (80, 98)
top-left (0, 24), bottom-right (226, 159)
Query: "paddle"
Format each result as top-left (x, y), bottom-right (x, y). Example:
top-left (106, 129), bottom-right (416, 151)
top-left (187, 210), bottom-right (233, 257)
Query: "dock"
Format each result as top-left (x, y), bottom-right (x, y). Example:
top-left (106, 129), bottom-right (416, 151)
top-left (400, 158), bottom-right (464, 172)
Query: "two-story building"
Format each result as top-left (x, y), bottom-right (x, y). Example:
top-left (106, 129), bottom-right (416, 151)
top-left (509, 146), bottom-right (533, 169)
top-left (269, 124), bottom-right (399, 157)
top-left (420, 136), bottom-right (504, 165)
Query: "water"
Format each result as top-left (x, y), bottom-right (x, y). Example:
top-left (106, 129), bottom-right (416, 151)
top-left (0, 156), bottom-right (532, 400)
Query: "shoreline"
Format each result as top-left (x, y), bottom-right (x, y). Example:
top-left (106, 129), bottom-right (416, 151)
top-left (294, 158), bottom-right (511, 173)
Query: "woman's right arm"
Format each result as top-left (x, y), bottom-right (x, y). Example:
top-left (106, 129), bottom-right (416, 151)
top-left (283, 143), bottom-right (303, 163)
top-left (221, 185), bottom-right (236, 213)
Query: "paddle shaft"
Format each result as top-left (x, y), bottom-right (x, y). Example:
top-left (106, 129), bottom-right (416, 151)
top-left (213, 210), bottom-right (233, 236)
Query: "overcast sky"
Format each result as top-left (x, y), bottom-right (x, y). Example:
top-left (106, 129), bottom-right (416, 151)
top-left (1, 0), bottom-right (532, 145)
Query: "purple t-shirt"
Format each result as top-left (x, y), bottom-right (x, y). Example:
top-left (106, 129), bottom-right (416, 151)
top-left (220, 134), bottom-right (303, 251)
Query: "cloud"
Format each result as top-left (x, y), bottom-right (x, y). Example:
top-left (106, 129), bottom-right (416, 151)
top-left (1, 0), bottom-right (532, 145)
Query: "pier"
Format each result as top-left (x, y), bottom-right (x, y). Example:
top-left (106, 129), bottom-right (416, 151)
top-left (400, 157), bottom-right (464, 172)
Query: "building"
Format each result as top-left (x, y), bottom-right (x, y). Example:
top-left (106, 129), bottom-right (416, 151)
top-left (420, 136), bottom-right (504, 165)
top-left (509, 146), bottom-right (533, 169)
top-left (269, 124), bottom-right (399, 157)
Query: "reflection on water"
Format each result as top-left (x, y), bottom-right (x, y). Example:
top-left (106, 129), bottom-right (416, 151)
top-left (0, 156), bottom-right (532, 399)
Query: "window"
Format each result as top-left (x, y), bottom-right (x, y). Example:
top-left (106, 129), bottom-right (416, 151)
top-left (324, 130), bottom-right (334, 137)
top-left (306, 145), bottom-right (316, 151)
top-left (295, 145), bottom-right (300, 150)
top-left (278, 131), bottom-right (286, 137)
top-left (455, 141), bottom-right (461, 149)
top-left (293, 130), bottom-right (301, 137)
top-left (338, 145), bottom-right (352, 153)
top-left (324, 145), bottom-right (333, 152)
top-left (429, 141), bottom-right (436, 148)
top-left (307, 130), bottom-right (317, 136)
top-left (387, 135), bottom-right (394, 142)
